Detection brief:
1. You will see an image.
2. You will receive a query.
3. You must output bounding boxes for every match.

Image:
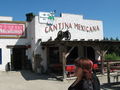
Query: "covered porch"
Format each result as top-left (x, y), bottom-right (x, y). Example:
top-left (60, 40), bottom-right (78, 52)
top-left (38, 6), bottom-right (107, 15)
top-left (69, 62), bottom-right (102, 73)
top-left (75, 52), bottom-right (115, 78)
top-left (41, 40), bottom-right (120, 81)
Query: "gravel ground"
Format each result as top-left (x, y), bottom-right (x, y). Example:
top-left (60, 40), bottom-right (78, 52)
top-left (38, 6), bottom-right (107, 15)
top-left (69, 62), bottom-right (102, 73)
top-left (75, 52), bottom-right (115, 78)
top-left (0, 70), bottom-right (120, 90)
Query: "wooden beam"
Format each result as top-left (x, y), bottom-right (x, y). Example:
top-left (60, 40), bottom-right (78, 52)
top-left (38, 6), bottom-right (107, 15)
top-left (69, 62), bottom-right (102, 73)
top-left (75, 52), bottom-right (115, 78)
top-left (65, 47), bottom-right (74, 58)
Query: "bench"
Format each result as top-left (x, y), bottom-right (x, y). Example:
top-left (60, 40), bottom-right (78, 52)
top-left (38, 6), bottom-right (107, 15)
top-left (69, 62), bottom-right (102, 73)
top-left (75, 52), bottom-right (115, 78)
top-left (111, 71), bottom-right (120, 82)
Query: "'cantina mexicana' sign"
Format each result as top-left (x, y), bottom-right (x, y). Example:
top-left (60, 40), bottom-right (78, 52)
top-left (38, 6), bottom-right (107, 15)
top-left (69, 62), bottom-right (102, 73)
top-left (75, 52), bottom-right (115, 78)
top-left (45, 22), bottom-right (99, 33)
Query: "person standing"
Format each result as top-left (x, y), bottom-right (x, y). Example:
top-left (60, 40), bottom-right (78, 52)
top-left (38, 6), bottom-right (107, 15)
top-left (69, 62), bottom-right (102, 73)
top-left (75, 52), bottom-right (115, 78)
top-left (68, 57), bottom-right (100, 90)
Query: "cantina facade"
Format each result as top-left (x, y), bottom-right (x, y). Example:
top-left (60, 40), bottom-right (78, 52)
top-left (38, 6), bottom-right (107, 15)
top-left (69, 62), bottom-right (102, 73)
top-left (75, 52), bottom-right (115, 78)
top-left (0, 12), bottom-right (103, 74)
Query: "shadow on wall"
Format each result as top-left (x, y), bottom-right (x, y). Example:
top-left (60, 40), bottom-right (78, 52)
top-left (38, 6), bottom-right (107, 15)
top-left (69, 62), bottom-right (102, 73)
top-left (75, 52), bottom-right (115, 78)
top-left (5, 62), bottom-right (11, 71)
top-left (101, 82), bottom-right (120, 90)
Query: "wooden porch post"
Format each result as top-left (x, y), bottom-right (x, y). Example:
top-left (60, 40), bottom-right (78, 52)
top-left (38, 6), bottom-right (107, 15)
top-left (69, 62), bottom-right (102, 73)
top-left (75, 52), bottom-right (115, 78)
top-left (60, 45), bottom-right (67, 81)
top-left (107, 61), bottom-right (110, 83)
top-left (93, 46), bottom-right (108, 74)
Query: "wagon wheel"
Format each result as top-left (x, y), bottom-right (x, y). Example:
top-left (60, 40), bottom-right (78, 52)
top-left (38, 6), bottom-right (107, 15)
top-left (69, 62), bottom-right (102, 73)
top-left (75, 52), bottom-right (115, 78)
top-left (64, 31), bottom-right (71, 40)
top-left (57, 31), bottom-right (63, 38)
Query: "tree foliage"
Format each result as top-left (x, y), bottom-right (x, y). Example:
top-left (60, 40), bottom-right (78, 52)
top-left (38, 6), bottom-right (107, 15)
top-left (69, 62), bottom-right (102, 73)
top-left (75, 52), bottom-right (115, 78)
top-left (105, 53), bottom-right (120, 60)
top-left (104, 37), bottom-right (120, 60)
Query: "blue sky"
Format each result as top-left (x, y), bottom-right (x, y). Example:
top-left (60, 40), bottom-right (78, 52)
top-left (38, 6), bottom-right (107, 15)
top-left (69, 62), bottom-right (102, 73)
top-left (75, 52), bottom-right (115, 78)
top-left (0, 0), bottom-right (120, 39)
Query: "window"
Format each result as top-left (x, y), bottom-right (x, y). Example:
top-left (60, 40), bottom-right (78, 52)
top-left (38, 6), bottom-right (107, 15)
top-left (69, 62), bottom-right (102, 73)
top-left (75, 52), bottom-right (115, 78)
top-left (49, 47), bottom-right (59, 64)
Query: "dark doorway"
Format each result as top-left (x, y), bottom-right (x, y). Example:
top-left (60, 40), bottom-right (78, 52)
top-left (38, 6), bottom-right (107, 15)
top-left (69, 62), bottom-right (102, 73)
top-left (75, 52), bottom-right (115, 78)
top-left (49, 47), bottom-right (60, 64)
top-left (11, 48), bottom-right (26, 70)
top-left (85, 46), bottom-right (95, 61)
top-left (47, 47), bottom-right (62, 74)
top-left (66, 47), bottom-right (78, 64)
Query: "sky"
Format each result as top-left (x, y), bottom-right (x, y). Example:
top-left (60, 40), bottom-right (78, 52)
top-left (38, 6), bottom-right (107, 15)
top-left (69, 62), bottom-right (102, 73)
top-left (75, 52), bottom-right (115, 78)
top-left (0, 0), bottom-right (120, 39)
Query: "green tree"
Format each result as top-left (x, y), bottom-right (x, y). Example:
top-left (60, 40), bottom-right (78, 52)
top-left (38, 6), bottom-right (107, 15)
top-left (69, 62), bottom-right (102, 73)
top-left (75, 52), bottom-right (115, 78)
top-left (105, 53), bottom-right (120, 60)
top-left (105, 37), bottom-right (120, 60)
top-left (116, 37), bottom-right (119, 41)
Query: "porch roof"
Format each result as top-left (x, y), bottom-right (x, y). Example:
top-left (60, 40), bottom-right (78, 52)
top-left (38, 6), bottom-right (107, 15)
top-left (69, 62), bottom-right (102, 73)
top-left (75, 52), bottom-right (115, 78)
top-left (41, 40), bottom-right (120, 47)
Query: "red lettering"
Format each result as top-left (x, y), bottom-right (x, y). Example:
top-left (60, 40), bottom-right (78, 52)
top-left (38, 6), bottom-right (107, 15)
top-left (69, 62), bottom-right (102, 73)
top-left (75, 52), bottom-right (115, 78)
top-left (69, 23), bottom-right (72, 29)
top-left (49, 26), bottom-right (52, 31)
top-left (45, 27), bottom-right (49, 33)
top-left (97, 26), bottom-right (99, 30)
top-left (58, 23), bottom-right (61, 30)
top-left (86, 26), bottom-right (89, 31)
top-left (44, 23), bottom-right (100, 33)
top-left (53, 25), bottom-right (57, 31)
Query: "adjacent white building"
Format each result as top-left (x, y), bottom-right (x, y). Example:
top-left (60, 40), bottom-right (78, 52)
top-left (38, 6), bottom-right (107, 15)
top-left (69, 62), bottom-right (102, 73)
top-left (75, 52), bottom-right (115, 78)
top-left (0, 16), bottom-right (29, 71)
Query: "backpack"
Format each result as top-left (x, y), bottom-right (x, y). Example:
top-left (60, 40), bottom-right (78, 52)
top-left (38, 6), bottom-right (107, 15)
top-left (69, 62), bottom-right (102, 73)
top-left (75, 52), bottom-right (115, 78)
top-left (82, 79), bottom-right (93, 90)
top-left (92, 73), bottom-right (100, 90)
top-left (82, 73), bottom-right (100, 90)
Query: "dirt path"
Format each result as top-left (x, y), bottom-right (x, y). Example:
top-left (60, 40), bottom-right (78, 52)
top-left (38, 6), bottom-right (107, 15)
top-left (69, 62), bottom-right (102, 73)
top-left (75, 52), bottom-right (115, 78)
top-left (0, 70), bottom-right (120, 90)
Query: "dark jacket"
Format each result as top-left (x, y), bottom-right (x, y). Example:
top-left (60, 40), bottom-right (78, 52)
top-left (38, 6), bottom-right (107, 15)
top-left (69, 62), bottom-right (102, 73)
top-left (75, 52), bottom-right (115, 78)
top-left (68, 80), bottom-right (84, 90)
top-left (68, 73), bottom-right (100, 90)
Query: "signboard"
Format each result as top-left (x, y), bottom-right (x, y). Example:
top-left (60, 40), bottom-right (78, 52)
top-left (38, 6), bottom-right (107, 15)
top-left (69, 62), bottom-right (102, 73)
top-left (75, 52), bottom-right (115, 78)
top-left (39, 12), bottom-right (55, 24)
top-left (0, 22), bottom-right (26, 38)
top-left (36, 13), bottom-right (103, 41)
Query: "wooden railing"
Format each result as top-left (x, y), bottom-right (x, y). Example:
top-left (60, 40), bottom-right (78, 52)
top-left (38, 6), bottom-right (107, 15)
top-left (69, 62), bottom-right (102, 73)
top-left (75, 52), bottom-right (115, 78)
top-left (106, 60), bottom-right (120, 83)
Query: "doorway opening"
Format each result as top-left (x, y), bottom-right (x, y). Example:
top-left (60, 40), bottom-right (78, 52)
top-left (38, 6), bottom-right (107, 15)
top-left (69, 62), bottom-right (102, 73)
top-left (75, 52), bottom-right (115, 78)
top-left (66, 47), bottom-right (78, 64)
top-left (47, 47), bottom-right (62, 74)
top-left (11, 48), bottom-right (26, 70)
top-left (84, 46), bottom-right (95, 62)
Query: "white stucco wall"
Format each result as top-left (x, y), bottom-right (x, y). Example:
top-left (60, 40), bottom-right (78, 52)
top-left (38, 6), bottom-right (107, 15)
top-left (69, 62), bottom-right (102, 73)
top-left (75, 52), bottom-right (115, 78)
top-left (0, 16), bottom-right (13, 21)
top-left (26, 19), bottom-right (35, 60)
